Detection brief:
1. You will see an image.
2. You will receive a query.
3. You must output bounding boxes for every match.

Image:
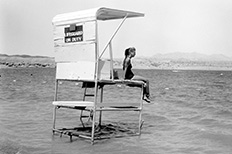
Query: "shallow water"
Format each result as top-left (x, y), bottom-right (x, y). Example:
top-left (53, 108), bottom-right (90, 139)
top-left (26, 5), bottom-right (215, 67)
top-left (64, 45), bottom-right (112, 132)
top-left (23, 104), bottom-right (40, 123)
top-left (0, 68), bottom-right (232, 154)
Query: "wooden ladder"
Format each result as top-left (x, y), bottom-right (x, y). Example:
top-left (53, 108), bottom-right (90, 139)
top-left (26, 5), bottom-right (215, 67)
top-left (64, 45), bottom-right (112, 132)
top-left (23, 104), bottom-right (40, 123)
top-left (80, 82), bottom-right (95, 127)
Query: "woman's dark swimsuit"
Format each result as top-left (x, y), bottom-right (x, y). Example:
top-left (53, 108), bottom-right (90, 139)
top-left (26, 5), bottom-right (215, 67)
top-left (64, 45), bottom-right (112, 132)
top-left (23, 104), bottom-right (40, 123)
top-left (125, 62), bottom-right (134, 80)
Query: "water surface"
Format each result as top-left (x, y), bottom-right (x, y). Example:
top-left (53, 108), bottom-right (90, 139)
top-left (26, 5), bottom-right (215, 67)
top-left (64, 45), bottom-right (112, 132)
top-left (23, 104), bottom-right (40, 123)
top-left (0, 68), bottom-right (232, 154)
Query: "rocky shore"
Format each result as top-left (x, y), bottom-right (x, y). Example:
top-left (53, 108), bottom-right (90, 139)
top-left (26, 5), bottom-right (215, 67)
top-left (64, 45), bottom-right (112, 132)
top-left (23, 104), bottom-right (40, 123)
top-left (0, 54), bottom-right (55, 69)
top-left (1, 54), bottom-right (232, 71)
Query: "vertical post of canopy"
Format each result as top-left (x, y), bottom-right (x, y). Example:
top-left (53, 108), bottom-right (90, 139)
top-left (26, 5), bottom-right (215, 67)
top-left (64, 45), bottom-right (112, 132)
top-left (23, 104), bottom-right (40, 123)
top-left (138, 84), bottom-right (144, 134)
top-left (52, 80), bottom-right (59, 132)
top-left (99, 87), bottom-right (104, 126)
top-left (91, 19), bottom-right (99, 144)
top-left (109, 42), bottom-right (114, 80)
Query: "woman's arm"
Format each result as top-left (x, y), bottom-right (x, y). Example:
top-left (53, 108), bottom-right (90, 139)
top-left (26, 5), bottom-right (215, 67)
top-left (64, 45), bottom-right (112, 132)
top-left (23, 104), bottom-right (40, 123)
top-left (123, 58), bottom-right (130, 79)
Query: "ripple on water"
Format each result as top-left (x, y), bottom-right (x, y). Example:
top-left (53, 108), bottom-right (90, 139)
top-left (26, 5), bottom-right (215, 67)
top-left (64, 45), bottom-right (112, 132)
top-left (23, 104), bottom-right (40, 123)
top-left (1, 68), bottom-right (232, 154)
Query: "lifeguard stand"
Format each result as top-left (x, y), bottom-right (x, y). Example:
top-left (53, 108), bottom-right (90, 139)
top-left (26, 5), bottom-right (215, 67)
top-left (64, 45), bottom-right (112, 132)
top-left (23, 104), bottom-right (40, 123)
top-left (52, 7), bottom-right (145, 144)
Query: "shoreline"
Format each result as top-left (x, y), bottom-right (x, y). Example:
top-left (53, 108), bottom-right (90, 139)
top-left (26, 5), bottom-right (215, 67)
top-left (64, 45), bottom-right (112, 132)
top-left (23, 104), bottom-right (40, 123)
top-left (1, 55), bottom-right (232, 71)
top-left (1, 64), bottom-right (232, 71)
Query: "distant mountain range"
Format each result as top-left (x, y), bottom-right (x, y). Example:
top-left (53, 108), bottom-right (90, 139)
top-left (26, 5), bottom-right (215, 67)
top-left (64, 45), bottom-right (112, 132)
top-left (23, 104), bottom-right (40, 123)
top-left (114, 52), bottom-right (232, 70)
top-left (1, 52), bottom-right (232, 61)
top-left (1, 52), bottom-right (232, 70)
top-left (150, 52), bottom-right (232, 61)
top-left (0, 54), bottom-right (49, 59)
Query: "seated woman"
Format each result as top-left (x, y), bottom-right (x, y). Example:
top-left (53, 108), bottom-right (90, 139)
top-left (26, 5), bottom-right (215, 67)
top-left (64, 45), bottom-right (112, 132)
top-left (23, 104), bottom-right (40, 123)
top-left (123, 47), bottom-right (151, 103)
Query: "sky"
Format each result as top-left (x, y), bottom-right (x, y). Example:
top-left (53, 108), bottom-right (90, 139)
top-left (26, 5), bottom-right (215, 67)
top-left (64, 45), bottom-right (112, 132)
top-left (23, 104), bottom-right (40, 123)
top-left (1, 0), bottom-right (232, 58)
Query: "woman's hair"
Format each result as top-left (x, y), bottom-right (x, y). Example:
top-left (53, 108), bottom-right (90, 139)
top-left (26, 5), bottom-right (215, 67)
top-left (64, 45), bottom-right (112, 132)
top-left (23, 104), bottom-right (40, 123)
top-left (124, 48), bottom-right (130, 57)
top-left (124, 47), bottom-right (135, 57)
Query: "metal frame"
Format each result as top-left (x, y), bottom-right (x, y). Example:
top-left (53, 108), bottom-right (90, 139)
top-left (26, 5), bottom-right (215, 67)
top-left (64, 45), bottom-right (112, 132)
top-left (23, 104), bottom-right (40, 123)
top-left (52, 7), bottom-right (145, 144)
top-left (52, 80), bottom-right (144, 143)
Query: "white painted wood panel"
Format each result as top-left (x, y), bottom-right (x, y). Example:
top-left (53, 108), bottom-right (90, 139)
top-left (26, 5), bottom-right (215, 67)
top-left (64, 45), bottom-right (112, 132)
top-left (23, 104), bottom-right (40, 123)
top-left (56, 60), bottom-right (111, 80)
top-left (54, 43), bottom-right (96, 62)
top-left (56, 62), bottom-right (95, 80)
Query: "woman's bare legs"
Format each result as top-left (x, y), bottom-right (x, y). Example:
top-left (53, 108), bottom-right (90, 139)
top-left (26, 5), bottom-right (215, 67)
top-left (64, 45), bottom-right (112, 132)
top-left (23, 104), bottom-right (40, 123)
top-left (132, 75), bottom-right (150, 102)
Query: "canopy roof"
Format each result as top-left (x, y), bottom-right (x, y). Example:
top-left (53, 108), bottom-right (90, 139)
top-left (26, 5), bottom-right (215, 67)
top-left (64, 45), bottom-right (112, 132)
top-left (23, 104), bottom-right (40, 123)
top-left (53, 7), bottom-right (144, 26)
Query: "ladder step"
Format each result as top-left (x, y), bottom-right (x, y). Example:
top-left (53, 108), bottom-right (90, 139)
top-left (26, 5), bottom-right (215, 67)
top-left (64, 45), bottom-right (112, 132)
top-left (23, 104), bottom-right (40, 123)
top-left (85, 94), bottom-right (94, 97)
top-left (81, 115), bottom-right (90, 118)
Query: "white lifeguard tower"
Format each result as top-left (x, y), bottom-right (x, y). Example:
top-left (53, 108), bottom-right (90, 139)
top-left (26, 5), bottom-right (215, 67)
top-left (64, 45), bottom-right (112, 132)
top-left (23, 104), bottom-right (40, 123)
top-left (52, 7), bottom-right (145, 144)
